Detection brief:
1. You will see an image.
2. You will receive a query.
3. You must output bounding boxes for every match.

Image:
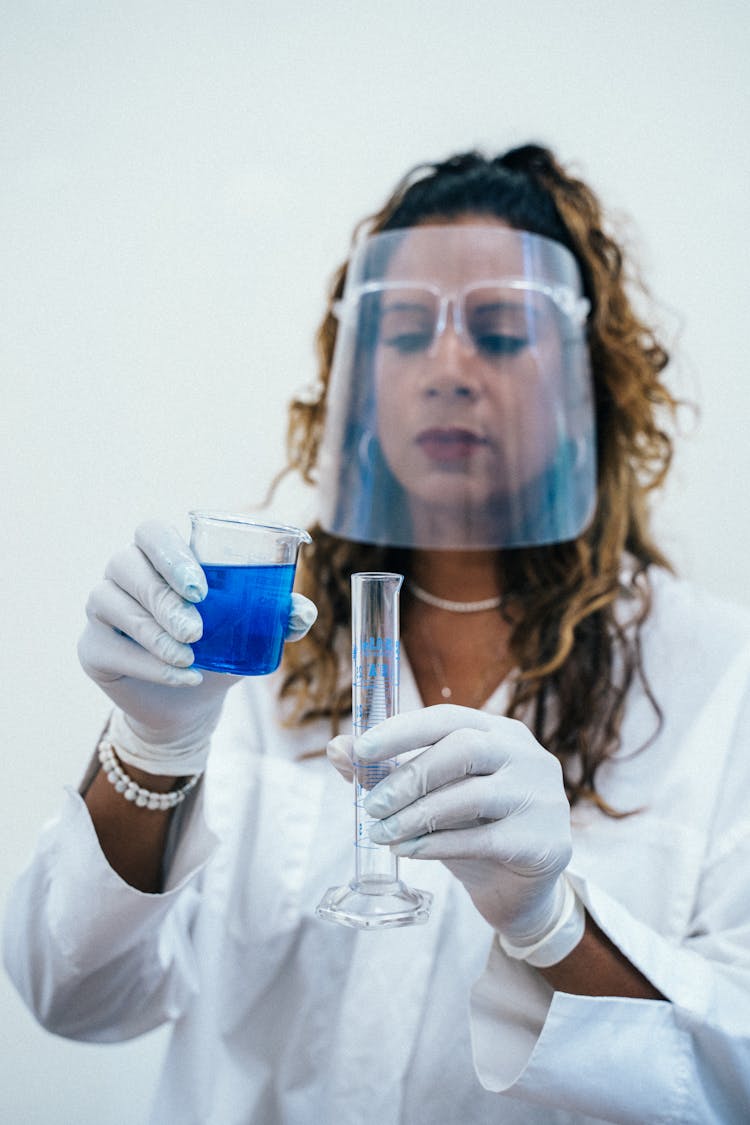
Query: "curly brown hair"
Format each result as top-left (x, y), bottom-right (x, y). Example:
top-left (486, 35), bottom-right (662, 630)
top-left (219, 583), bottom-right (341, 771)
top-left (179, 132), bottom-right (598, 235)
top-left (275, 144), bottom-right (679, 813)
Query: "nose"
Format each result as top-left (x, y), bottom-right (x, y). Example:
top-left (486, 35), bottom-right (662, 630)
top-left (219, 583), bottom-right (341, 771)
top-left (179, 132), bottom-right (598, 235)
top-left (423, 303), bottom-right (482, 400)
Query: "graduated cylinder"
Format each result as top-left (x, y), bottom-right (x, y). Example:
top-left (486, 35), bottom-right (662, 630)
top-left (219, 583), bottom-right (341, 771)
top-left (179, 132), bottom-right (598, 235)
top-left (352, 572), bottom-right (402, 888)
top-left (315, 571), bottom-right (431, 928)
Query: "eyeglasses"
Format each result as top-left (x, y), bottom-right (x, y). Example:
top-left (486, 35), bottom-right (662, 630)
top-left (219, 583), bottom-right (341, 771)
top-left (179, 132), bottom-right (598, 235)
top-left (334, 281), bottom-right (589, 360)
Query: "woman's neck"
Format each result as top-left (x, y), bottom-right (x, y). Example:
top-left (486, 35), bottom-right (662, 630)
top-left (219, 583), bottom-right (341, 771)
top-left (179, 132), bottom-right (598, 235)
top-left (409, 550), bottom-right (504, 601)
top-left (402, 551), bottom-right (512, 709)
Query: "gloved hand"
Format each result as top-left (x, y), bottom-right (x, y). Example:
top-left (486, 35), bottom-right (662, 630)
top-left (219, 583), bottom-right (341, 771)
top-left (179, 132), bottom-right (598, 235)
top-left (328, 705), bottom-right (584, 963)
top-left (79, 520), bottom-right (317, 777)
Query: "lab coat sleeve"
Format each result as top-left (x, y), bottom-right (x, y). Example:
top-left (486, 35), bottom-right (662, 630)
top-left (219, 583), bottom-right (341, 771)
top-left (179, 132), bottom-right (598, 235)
top-left (2, 785), bottom-right (218, 1043)
top-left (470, 824), bottom-right (750, 1124)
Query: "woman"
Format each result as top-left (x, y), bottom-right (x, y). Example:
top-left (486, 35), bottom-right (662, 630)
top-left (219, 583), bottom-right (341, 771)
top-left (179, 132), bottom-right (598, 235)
top-left (5, 146), bottom-right (750, 1123)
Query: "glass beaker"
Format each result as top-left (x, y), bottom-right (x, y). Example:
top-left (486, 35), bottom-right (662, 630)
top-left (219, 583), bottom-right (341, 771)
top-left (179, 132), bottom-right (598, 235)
top-left (188, 511), bottom-right (311, 676)
top-left (316, 572), bottom-right (432, 929)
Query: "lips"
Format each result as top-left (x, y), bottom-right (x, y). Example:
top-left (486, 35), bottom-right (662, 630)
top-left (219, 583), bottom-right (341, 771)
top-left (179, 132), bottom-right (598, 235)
top-left (416, 427), bottom-right (488, 463)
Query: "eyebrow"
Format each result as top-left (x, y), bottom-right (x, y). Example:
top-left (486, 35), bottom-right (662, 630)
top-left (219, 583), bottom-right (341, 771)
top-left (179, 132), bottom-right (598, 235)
top-left (380, 298), bottom-right (434, 312)
top-left (468, 299), bottom-right (534, 316)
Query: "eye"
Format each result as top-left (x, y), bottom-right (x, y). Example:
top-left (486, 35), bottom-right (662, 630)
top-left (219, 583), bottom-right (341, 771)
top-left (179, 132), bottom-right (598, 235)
top-left (474, 333), bottom-right (529, 358)
top-left (379, 301), bottom-right (435, 354)
top-left (465, 290), bottom-right (535, 359)
top-left (382, 330), bottom-right (434, 354)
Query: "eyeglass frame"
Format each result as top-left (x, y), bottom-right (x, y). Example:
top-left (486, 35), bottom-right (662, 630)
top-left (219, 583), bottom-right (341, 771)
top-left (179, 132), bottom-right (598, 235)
top-left (333, 279), bottom-right (590, 359)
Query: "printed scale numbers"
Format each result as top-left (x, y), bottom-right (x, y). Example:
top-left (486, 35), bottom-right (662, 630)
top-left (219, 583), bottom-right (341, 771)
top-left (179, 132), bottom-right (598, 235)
top-left (353, 636), bottom-right (399, 848)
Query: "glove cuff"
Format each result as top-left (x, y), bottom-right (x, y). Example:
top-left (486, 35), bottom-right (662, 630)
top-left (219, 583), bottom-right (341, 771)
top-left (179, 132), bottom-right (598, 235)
top-left (106, 708), bottom-right (211, 777)
top-left (498, 877), bottom-right (585, 968)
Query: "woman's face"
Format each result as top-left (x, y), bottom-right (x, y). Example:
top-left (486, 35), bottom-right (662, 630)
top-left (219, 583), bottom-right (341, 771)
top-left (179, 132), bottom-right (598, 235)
top-left (373, 217), bottom-right (566, 532)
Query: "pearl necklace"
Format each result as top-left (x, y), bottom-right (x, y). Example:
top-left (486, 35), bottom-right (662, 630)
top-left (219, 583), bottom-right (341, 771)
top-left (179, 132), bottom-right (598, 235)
top-left (409, 581), bottom-right (505, 614)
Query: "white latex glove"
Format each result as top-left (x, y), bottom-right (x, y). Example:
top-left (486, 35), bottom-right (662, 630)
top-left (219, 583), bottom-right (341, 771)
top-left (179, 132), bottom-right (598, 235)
top-left (328, 705), bottom-right (583, 962)
top-left (79, 520), bottom-right (317, 776)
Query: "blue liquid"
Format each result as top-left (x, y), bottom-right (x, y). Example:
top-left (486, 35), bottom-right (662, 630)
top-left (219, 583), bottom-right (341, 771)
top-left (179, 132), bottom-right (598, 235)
top-left (192, 563), bottom-right (295, 675)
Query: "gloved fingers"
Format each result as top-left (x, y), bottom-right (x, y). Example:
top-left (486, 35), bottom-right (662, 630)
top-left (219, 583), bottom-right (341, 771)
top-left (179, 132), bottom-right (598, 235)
top-left (383, 822), bottom-right (499, 860)
top-left (78, 619), bottom-right (203, 687)
top-left (86, 580), bottom-right (197, 668)
top-left (105, 546), bottom-right (204, 644)
top-left (366, 773), bottom-right (517, 845)
top-left (327, 735), bottom-right (354, 782)
top-left (134, 521), bottom-right (208, 603)
top-left (361, 728), bottom-right (506, 817)
top-left (354, 704), bottom-right (495, 762)
top-left (285, 593), bottom-right (318, 642)
top-left (381, 817), bottom-right (561, 870)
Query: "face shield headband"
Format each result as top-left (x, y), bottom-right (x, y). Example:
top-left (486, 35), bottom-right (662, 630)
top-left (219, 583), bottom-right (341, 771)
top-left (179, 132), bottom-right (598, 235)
top-left (316, 225), bottom-right (597, 550)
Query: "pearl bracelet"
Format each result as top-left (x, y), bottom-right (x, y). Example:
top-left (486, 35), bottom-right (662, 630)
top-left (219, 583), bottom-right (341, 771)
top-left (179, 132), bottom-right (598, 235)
top-left (97, 740), bottom-right (201, 811)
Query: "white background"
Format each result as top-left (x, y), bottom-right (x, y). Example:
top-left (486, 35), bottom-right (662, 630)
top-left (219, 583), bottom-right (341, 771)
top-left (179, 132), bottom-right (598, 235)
top-left (1, 2), bottom-right (748, 1120)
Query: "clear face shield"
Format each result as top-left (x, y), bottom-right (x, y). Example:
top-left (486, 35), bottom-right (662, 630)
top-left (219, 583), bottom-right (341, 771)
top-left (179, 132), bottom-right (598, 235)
top-left (316, 224), bottom-right (596, 550)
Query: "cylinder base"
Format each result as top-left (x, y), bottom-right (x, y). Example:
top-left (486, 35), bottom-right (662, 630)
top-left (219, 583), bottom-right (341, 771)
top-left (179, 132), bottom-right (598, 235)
top-left (316, 877), bottom-right (433, 930)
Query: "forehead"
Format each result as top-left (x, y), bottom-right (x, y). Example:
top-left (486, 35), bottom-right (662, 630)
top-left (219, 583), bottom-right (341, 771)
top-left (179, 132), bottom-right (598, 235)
top-left (382, 221), bottom-right (528, 286)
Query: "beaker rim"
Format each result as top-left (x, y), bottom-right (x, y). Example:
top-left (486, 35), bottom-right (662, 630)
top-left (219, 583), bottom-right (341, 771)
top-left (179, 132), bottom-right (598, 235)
top-left (351, 572), bottom-right (405, 580)
top-left (188, 510), bottom-right (312, 543)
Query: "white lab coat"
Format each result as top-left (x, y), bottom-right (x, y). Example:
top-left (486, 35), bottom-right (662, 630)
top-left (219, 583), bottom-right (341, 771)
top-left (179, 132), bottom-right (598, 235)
top-left (4, 567), bottom-right (750, 1124)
